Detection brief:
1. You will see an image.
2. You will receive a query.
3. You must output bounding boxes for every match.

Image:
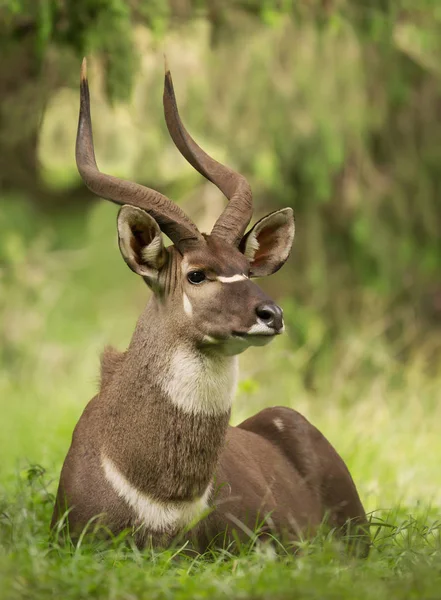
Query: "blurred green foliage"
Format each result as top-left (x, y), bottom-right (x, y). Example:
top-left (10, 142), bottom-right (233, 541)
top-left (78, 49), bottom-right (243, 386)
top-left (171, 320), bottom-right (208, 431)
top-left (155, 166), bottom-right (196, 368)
top-left (1, 0), bottom-right (161, 99)
top-left (1, 0), bottom-right (440, 373)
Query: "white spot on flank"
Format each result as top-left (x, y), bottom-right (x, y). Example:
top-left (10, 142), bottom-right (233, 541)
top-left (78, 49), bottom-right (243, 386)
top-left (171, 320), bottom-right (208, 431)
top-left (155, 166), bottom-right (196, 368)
top-left (161, 348), bottom-right (238, 415)
top-left (217, 274), bottom-right (248, 283)
top-left (183, 293), bottom-right (193, 317)
top-left (101, 455), bottom-right (212, 533)
top-left (273, 418), bottom-right (284, 432)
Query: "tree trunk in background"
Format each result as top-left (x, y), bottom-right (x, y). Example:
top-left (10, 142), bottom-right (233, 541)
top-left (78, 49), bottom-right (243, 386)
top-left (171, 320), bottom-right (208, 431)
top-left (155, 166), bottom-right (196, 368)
top-left (0, 25), bottom-right (96, 212)
top-left (0, 29), bottom-right (43, 197)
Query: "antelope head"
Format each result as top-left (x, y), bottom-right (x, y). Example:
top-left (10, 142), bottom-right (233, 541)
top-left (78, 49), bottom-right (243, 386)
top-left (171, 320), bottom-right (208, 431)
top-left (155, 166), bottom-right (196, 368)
top-left (76, 59), bottom-right (295, 356)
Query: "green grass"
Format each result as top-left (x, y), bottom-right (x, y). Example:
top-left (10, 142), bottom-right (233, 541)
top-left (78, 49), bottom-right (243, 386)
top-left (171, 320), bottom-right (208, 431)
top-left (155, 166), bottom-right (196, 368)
top-left (1, 199), bottom-right (441, 598)
top-left (1, 470), bottom-right (440, 599)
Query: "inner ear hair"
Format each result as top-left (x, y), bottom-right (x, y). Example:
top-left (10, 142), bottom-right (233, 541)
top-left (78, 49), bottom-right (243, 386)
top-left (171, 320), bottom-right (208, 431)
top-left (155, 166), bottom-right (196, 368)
top-left (243, 233), bottom-right (260, 261)
top-left (118, 206), bottom-right (167, 275)
top-left (240, 208), bottom-right (295, 278)
top-left (141, 235), bottom-right (166, 268)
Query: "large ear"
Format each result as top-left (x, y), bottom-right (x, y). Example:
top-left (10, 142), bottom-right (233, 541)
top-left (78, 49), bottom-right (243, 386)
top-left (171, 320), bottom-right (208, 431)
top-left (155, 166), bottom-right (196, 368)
top-left (239, 208), bottom-right (295, 277)
top-left (117, 205), bottom-right (168, 283)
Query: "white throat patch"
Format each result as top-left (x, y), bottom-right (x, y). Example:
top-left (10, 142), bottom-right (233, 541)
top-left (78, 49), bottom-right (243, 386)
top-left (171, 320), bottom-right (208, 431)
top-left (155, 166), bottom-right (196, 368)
top-left (101, 455), bottom-right (212, 533)
top-left (161, 348), bottom-right (238, 416)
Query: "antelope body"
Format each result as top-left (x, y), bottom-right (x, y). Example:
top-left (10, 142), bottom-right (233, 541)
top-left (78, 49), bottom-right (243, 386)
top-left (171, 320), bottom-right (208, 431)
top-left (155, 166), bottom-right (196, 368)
top-left (52, 60), bottom-right (369, 554)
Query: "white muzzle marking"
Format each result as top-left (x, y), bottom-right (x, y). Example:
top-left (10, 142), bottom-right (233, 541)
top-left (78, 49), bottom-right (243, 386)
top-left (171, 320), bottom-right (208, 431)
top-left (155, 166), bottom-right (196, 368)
top-left (247, 321), bottom-right (278, 336)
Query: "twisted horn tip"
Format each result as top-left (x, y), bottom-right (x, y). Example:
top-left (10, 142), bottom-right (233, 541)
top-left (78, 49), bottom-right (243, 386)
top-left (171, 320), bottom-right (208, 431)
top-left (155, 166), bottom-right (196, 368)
top-left (163, 53), bottom-right (170, 75)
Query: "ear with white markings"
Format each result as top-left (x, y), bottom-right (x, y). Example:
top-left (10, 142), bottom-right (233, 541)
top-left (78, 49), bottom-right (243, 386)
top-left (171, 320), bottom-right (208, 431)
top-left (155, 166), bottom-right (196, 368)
top-left (239, 208), bottom-right (295, 277)
top-left (117, 205), bottom-right (167, 285)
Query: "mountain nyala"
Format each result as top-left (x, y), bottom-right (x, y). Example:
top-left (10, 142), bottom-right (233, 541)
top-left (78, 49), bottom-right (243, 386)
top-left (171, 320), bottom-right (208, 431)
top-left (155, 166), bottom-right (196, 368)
top-left (52, 58), bottom-right (370, 555)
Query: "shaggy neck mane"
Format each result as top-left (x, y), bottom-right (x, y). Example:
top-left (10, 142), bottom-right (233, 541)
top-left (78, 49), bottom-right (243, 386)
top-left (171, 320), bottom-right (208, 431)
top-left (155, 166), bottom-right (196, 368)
top-left (98, 303), bottom-right (238, 507)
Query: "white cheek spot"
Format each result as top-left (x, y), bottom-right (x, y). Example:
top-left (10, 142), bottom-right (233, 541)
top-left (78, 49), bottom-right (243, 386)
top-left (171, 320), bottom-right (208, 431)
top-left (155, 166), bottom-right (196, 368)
top-left (217, 274), bottom-right (248, 283)
top-left (183, 293), bottom-right (193, 317)
top-left (273, 418), bottom-right (284, 432)
top-left (202, 335), bottom-right (220, 344)
top-left (101, 455), bottom-right (212, 533)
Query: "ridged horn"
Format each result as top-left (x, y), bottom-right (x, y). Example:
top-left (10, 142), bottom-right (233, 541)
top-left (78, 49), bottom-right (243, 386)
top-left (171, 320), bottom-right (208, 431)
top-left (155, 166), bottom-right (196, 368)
top-left (163, 62), bottom-right (253, 246)
top-left (76, 58), bottom-right (204, 251)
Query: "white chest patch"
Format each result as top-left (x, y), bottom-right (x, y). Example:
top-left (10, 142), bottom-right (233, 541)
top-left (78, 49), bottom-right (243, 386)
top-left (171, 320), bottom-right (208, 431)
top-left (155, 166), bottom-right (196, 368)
top-left (102, 455), bottom-right (212, 533)
top-left (161, 348), bottom-right (238, 416)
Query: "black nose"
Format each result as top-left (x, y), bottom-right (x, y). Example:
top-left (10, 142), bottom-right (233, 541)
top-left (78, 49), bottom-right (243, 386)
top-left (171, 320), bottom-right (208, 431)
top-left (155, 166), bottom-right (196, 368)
top-left (255, 303), bottom-right (284, 331)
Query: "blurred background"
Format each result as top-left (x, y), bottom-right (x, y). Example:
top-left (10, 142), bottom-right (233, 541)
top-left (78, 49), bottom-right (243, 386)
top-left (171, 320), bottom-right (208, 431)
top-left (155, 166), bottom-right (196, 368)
top-left (0, 0), bottom-right (440, 514)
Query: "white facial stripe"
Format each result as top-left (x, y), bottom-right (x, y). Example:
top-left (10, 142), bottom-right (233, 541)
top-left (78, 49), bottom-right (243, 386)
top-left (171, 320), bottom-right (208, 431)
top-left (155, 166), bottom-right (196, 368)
top-left (183, 293), bottom-right (193, 317)
top-left (217, 274), bottom-right (248, 283)
top-left (181, 258), bottom-right (189, 275)
top-left (161, 348), bottom-right (238, 416)
top-left (101, 455), bottom-right (211, 532)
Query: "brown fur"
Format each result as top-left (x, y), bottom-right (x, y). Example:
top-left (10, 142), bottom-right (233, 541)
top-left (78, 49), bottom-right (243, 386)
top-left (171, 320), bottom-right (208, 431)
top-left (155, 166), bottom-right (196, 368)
top-left (63, 63), bottom-right (370, 555)
top-left (52, 230), bottom-right (370, 556)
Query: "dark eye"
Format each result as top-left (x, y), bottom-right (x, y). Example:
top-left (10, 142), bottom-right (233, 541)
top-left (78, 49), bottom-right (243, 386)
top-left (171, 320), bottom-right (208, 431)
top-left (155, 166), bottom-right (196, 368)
top-left (187, 270), bottom-right (206, 285)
